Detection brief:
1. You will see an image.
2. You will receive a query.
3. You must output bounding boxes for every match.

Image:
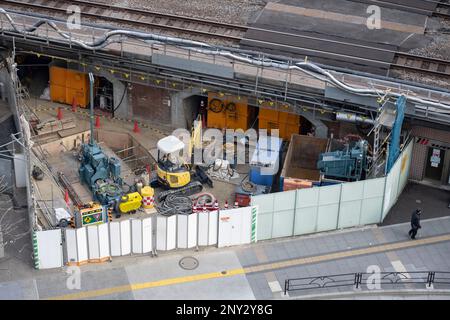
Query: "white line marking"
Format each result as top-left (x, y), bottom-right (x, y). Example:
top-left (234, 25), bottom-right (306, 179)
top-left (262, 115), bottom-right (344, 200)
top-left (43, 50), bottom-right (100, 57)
top-left (268, 280), bottom-right (282, 293)
top-left (391, 260), bottom-right (411, 280)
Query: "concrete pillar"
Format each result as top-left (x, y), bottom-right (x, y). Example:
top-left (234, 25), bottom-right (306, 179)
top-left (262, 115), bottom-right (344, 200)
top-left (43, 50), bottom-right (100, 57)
top-left (297, 109), bottom-right (328, 138)
top-left (100, 73), bottom-right (130, 119)
top-left (170, 88), bottom-right (201, 129)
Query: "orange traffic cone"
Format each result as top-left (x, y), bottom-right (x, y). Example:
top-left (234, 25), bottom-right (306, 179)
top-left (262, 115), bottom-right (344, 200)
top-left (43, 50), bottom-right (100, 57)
top-left (64, 189), bottom-right (70, 206)
top-left (133, 120), bottom-right (140, 133)
top-left (57, 107), bottom-right (63, 120)
top-left (95, 115), bottom-right (101, 128)
top-left (71, 97), bottom-right (77, 112)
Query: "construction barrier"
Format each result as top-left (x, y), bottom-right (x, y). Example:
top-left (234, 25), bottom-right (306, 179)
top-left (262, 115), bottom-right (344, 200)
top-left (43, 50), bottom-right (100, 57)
top-left (252, 140), bottom-right (414, 241)
top-left (156, 215), bottom-right (177, 251)
top-left (198, 210), bottom-right (218, 246)
top-left (217, 207), bottom-right (253, 248)
top-left (34, 229), bottom-right (63, 269)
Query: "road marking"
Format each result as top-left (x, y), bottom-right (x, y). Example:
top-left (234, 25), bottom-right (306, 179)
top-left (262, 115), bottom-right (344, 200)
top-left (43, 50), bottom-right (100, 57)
top-left (47, 233), bottom-right (450, 300)
top-left (268, 281), bottom-right (282, 293)
top-left (391, 260), bottom-right (411, 279)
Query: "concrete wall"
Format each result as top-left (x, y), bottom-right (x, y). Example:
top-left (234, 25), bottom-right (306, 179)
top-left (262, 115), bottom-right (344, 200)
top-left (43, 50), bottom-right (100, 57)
top-left (171, 88), bottom-right (201, 129)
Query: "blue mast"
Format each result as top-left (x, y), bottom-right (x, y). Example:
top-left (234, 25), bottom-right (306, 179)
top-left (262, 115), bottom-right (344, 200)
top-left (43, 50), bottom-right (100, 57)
top-left (386, 95), bottom-right (406, 173)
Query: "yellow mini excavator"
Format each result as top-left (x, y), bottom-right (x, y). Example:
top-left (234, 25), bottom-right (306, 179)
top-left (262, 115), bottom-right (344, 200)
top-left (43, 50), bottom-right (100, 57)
top-left (156, 115), bottom-right (210, 201)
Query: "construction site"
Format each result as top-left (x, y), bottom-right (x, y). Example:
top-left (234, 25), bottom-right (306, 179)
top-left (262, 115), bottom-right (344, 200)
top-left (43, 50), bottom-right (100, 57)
top-left (0, 0), bottom-right (449, 300)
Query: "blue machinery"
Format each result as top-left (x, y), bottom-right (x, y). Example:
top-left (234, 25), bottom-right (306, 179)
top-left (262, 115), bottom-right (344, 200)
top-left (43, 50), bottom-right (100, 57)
top-left (317, 139), bottom-right (369, 181)
top-left (317, 95), bottom-right (406, 180)
top-left (78, 73), bottom-right (123, 207)
top-left (386, 95), bottom-right (406, 173)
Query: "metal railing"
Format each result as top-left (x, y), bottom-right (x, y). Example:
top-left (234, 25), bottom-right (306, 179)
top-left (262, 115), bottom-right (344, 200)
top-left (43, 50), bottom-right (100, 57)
top-left (284, 271), bottom-right (450, 295)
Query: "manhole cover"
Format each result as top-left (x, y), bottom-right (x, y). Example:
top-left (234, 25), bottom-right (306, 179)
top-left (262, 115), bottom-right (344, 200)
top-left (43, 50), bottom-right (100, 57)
top-left (179, 256), bottom-right (199, 270)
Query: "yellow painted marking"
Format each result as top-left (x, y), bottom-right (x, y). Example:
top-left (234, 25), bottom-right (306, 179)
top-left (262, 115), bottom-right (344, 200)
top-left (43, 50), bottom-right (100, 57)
top-left (47, 234), bottom-right (450, 300)
top-left (49, 268), bottom-right (245, 300)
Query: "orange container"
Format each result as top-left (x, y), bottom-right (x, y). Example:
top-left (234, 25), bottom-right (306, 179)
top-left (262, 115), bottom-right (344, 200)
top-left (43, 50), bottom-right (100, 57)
top-left (49, 66), bottom-right (89, 108)
top-left (259, 108), bottom-right (300, 140)
top-left (207, 93), bottom-right (251, 130)
top-left (49, 84), bottom-right (66, 104)
top-left (49, 66), bottom-right (66, 87)
top-left (259, 118), bottom-right (299, 140)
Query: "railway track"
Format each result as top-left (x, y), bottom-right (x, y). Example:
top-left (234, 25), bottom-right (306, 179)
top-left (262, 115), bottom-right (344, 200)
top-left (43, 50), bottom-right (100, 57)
top-left (392, 53), bottom-right (450, 77)
top-left (0, 0), bottom-right (248, 43)
top-left (434, 0), bottom-right (450, 19)
top-left (1, 0), bottom-right (450, 80)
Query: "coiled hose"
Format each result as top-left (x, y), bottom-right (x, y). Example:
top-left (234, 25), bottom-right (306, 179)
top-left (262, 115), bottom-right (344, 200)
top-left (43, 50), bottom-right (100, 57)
top-left (156, 194), bottom-right (192, 216)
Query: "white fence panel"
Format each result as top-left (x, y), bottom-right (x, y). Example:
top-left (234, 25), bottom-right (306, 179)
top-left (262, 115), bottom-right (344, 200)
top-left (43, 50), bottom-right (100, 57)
top-left (272, 190), bottom-right (296, 238)
top-left (316, 184), bottom-right (341, 232)
top-left (76, 227), bottom-right (88, 264)
top-left (208, 210), bottom-right (218, 246)
top-left (131, 219), bottom-right (143, 254)
top-left (87, 225), bottom-right (100, 261)
top-left (35, 229), bottom-right (63, 269)
top-left (198, 211), bottom-right (209, 246)
top-left (177, 215), bottom-right (189, 249)
top-left (156, 215), bottom-right (177, 251)
top-left (187, 214), bottom-right (198, 248)
top-left (167, 215), bottom-right (177, 250)
top-left (218, 207), bottom-right (252, 248)
top-left (65, 228), bottom-right (78, 265)
top-left (109, 222), bottom-right (121, 257)
top-left (120, 220), bottom-right (131, 256)
top-left (294, 188), bottom-right (319, 235)
top-left (398, 141), bottom-right (413, 195)
top-left (251, 193), bottom-right (274, 240)
top-left (98, 223), bottom-right (110, 260)
top-left (156, 215), bottom-right (167, 251)
top-left (142, 217), bottom-right (153, 254)
top-left (338, 181), bottom-right (364, 228)
top-left (360, 177), bottom-right (385, 225)
top-left (383, 154), bottom-right (401, 219)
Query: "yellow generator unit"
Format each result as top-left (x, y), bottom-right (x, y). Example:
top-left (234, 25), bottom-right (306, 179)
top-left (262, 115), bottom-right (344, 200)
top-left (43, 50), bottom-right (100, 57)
top-left (118, 192), bottom-right (142, 214)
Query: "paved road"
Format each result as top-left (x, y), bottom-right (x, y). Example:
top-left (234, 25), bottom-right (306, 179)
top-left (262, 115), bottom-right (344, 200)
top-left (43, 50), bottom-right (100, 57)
top-left (1, 215), bottom-right (449, 300)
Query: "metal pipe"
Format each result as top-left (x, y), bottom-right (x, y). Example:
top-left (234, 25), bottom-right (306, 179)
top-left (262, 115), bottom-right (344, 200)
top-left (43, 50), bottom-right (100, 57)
top-left (88, 72), bottom-right (94, 145)
top-left (2, 8), bottom-right (450, 111)
top-left (336, 112), bottom-right (375, 125)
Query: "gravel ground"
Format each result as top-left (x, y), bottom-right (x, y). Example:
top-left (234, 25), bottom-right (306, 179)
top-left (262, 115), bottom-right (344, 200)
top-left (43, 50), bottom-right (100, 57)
top-left (91, 0), bottom-right (268, 25)
top-left (409, 34), bottom-right (450, 60)
top-left (390, 69), bottom-right (450, 90)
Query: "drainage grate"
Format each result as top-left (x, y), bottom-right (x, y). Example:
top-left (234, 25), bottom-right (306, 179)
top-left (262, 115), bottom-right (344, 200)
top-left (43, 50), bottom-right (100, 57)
top-left (179, 256), bottom-right (199, 270)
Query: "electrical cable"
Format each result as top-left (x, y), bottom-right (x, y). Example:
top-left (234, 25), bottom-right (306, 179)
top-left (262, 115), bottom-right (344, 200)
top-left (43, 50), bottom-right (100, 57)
top-left (1, 8), bottom-right (450, 112)
top-left (156, 194), bottom-right (192, 216)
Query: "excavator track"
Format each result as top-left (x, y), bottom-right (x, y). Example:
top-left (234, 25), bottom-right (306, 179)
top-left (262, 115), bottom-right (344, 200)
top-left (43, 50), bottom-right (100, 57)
top-left (157, 180), bottom-right (203, 202)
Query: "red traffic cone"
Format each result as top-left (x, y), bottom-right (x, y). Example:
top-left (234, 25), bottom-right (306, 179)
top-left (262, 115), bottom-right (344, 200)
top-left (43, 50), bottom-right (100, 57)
top-left (234, 201), bottom-right (239, 208)
top-left (71, 97), bottom-right (77, 112)
top-left (64, 189), bottom-right (70, 206)
top-left (57, 107), bottom-right (63, 120)
top-left (133, 120), bottom-right (140, 133)
top-left (224, 201), bottom-right (229, 209)
top-left (95, 115), bottom-right (101, 128)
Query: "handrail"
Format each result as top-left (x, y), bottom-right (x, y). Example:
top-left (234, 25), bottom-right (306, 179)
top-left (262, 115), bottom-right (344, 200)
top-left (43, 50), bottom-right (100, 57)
top-left (284, 271), bottom-right (450, 295)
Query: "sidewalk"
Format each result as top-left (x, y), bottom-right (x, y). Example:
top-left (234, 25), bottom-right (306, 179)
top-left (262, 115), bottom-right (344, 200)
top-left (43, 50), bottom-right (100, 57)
top-left (1, 215), bottom-right (449, 299)
top-left (382, 182), bottom-right (450, 226)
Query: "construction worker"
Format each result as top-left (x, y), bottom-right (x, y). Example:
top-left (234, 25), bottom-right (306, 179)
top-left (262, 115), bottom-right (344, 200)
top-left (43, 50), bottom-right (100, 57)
top-left (408, 208), bottom-right (422, 240)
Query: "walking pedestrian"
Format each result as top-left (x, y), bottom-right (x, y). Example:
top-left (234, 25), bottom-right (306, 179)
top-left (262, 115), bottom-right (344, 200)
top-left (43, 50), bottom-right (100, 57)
top-left (408, 208), bottom-right (422, 240)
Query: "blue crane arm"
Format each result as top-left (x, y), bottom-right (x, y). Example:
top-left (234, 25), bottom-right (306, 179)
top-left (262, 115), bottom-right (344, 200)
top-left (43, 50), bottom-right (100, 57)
top-left (386, 95), bottom-right (406, 173)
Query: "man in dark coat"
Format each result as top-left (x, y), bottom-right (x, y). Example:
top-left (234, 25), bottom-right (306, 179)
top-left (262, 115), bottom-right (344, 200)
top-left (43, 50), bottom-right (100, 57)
top-left (408, 209), bottom-right (422, 239)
